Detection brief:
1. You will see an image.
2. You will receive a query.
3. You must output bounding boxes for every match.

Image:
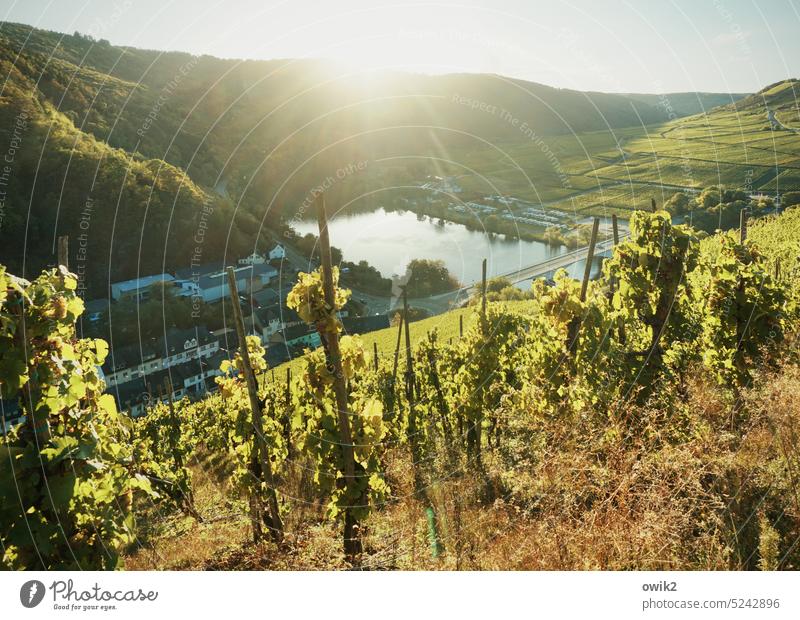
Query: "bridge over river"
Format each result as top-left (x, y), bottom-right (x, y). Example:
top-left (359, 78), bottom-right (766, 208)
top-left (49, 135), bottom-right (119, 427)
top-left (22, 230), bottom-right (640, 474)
top-left (491, 236), bottom-right (624, 286)
top-left (401, 234), bottom-right (628, 315)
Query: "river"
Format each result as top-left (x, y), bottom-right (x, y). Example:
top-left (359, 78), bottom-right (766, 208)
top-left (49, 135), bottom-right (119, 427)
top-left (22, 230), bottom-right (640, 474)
top-left (293, 208), bottom-right (613, 287)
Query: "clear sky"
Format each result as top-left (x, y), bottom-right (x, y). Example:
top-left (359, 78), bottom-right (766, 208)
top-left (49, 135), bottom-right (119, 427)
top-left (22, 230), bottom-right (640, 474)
top-left (2, 0), bottom-right (798, 93)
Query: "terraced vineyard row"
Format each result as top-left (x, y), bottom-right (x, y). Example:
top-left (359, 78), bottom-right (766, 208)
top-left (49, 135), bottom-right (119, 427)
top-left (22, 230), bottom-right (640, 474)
top-left (4, 204), bottom-right (800, 568)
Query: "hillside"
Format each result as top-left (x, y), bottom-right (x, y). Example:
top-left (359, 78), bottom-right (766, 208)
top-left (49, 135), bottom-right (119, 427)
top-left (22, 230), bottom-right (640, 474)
top-left (8, 204), bottom-right (800, 570)
top-left (0, 22), bottom-right (711, 163)
top-left (0, 28), bottom-right (252, 292)
top-left (731, 78), bottom-right (800, 114)
top-left (623, 91), bottom-right (748, 116)
top-left (0, 21), bottom-right (757, 295)
top-left (515, 78), bottom-right (800, 217)
top-left (124, 207), bottom-right (800, 569)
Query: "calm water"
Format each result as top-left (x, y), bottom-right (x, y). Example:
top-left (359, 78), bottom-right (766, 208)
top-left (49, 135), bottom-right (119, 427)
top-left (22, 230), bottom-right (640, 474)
top-left (294, 208), bottom-right (606, 286)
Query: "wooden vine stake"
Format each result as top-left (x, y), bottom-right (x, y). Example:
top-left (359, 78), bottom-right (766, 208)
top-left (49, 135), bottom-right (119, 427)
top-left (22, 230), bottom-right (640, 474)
top-left (580, 218), bottom-right (600, 302)
top-left (283, 367), bottom-right (292, 456)
top-left (226, 267), bottom-right (284, 542)
top-left (57, 235), bottom-right (69, 271)
top-left (733, 208), bottom-right (749, 404)
top-left (467, 258), bottom-right (490, 469)
top-left (480, 258), bottom-right (488, 329)
top-left (391, 306), bottom-right (404, 388)
top-left (403, 288), bottom-right (416, 440)
top-left (568, 217), bottom-right (600, 351)
top-left (727, 209), bottom-right (751, 424)
top-left (162, 378), bottom-right (184, 484)
top-left (373, 341), bottom-right (379, 371)
top-left (315, 194), bottom-right (361, 558)
top-left (26, 237), bottom-right (70, 443)
top-left (611, 215), bottom-right (626, 344)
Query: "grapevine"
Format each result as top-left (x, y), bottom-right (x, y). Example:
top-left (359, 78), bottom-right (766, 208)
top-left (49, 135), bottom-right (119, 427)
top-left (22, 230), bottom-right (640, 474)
top-left (0, 267), bottom-right (155, 569)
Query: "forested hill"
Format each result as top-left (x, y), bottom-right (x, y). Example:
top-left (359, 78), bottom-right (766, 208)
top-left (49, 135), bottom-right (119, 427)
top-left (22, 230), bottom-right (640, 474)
top-left (0, 25), bottom-right (246, 293)
top-left (0, 21), bottom-right (748, 292)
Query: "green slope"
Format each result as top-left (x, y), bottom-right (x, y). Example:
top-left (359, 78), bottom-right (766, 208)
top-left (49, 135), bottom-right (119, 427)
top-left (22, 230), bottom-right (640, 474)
top-left (268, 300), bottom-right (536, 380)
top-left (0, 20), bottom-right (788, 296)
top-left (0, 47), bottom-right (252, 293)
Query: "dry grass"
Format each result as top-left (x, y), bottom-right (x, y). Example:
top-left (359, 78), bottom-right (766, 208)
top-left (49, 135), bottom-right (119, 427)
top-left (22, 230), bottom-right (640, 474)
top-left (124, 355), bottom-right (800, 570)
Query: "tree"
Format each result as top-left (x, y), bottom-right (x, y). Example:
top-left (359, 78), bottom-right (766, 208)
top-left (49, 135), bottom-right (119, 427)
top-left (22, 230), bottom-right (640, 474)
top-left (390, 306), bottom-right (430, 325)
top-left (293, 232), bottom-right (343, 265)
top-left (486, 276), bottom-right (513, 294)
top-left (543, 226), bottom-right (564, 245)
top-left (405, 259), bottom-right (459, 298)
top-left (751, 196), bottom-right (775, 213)
top-left (665, 191), bottom-right (690, 215)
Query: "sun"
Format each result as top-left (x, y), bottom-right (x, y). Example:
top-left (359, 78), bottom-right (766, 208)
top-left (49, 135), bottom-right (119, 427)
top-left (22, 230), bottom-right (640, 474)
top-left (292, 3), bottom-right (480, 77)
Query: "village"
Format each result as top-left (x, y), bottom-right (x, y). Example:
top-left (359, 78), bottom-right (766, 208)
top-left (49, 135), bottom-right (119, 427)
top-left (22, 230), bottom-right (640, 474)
top-left (36, 243), bottom-right (390, 420)
top-left (417, 175), bottom-right (573, 231)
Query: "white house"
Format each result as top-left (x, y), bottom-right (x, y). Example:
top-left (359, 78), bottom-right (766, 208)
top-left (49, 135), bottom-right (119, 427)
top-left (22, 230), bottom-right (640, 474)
top-left (268, 244), bottom-right (286, 260)
top-left (251, 305), bottom-right (283, 342)
top-left (238, 252), bottom-right (266, 266)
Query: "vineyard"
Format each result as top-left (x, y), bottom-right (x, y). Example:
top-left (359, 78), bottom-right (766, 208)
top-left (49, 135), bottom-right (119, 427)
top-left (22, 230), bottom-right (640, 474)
top-left (3, 205), bottom-right (800, 570)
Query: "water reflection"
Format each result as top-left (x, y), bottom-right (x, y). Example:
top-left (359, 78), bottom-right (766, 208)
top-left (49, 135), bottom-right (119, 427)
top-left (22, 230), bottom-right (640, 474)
top-left (293, 207), bottom-right (576, 286)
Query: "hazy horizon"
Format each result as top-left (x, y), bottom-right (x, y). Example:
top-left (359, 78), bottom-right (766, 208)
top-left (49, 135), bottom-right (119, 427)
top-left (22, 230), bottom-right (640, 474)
top-left (2, 0), bottom-right (798, 94)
